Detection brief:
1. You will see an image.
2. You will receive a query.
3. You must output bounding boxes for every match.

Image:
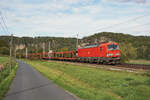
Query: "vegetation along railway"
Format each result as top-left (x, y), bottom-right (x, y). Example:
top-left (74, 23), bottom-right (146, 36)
top-left (27, 41), bottom-right (150, 70)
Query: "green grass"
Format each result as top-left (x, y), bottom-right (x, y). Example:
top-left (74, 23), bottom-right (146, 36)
top-left (0, 56), bottom-right (10, 64)
top-left (127, 59), bottom-right (150, 65)
top-left (0, 56), bottom-right (18, 100)
top-left (26, 60), bottom-right (150, 100)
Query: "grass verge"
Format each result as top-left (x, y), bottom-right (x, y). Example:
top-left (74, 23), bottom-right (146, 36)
top-left (26, 60), bottom-right (150, 100)
top-left (0, 57), bottom-right (18, 100)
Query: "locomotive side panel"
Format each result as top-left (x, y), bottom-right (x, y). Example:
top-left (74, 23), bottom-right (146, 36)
top-left (78, 47), bottom-right (100, 57)
top-left (99, 45), bottom-right (107, 58)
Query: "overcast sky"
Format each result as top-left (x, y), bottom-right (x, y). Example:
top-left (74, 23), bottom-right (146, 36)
top-left (0, 0), bottom-right (150, 38)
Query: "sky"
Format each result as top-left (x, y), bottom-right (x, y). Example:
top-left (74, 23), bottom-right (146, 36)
top-left (0, 0), bottom-right (150, 38)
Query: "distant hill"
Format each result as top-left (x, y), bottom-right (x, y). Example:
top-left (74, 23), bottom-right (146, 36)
top-left (0, 36), bottom-right (77, 52)
top-left (83, 32), bottom-right (150, 46)
top-left (0, 32), bottom-right (150, 61)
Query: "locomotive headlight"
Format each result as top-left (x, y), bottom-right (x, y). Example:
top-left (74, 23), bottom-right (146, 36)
top-left (116, 53), bottom-right (120, 56)
top-left (107, 53), bottom-right (113, 57)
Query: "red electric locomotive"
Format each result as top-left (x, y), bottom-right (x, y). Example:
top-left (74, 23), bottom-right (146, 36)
top-left (77, 42), bottom-right (120, 64)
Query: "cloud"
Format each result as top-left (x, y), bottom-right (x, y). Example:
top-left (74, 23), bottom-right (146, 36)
top-left (0, 0), bottom-right (149, 37)
top-left (104, 0), bottom-right (146, 4)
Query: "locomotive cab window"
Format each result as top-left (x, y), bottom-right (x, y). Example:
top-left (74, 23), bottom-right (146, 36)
top-left (107, 44), bottom-right (119, 50)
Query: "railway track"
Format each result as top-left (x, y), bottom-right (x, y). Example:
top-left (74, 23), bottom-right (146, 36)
top-left (87, 63), bottom-right (150, 70)
top-left (118, 63), bottom-right (150, 70)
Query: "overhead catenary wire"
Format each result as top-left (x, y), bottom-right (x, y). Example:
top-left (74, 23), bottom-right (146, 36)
top-left (82, 13), bottom-right (150, 37)
top-left (115, 22), bottom-right (150, 31)
top-left (0, 21), bottom-right (8, 34)
top-left (109, 22), bottom-right (150, 35)
top-left (132, 29), bottom-right (150, 35)
top-left (94, 13), bottom-right (150, 32)
top-left (0, 11), bottom-right (10, 35)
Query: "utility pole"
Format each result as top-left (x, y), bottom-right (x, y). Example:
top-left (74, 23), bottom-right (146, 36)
top-left (14, 46), bottom-right (16, 59)
top-left (76, 34), bottom-right (78, 51)
top-left (43, 42), bottom-right (45, 57)
top-left (9, 34), bottom-right (13, 73)
top-left (26, 47), bottom-right (28, 59)
top-left (49, 41), bottom-right (51, 51)
top-left (35, 37), bottom-right (38, 54)
top-left (48, 41), bottom-right (51, 57)
top-left (36, 44), bottom-right (38, 54)
top-left (53, 40), bottom-right (56, 51)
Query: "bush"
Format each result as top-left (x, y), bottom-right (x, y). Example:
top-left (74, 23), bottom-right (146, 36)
top-left (0, 64), bottom-right (9, 83)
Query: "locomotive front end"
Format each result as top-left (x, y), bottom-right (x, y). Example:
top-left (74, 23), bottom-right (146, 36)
top-left (106, 43), bottom-right (121, 64)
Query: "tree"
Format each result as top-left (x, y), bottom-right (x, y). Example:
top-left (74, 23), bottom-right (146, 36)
top-left (0, 47), bottom-right (9, 55)
top-left (145, 45), bottom-right (150, 59)
top-left (0, 39), bottom-right (7, 47)
top-left (120, 43), bottom-right (137, 62)
top-left (0, 39), bottom-right (9, 55)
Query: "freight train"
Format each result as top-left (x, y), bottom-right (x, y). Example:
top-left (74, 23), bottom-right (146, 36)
top-left (28, 42), bottom-right (121, 64)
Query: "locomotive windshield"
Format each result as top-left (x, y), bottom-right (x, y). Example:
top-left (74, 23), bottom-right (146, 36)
top-left (107, 44), bottom-right (119, 50)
